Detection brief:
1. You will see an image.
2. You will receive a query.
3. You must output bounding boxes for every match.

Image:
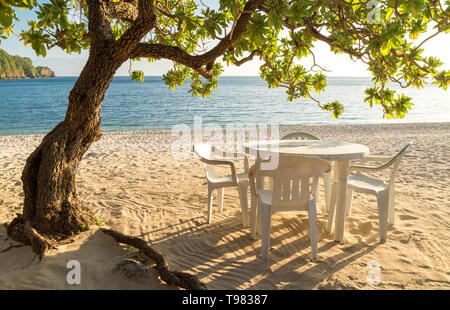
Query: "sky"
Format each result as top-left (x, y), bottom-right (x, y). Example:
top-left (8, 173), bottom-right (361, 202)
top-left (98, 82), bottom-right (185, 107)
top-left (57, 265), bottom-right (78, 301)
top-left (1, 2), bottom-right (449, 77)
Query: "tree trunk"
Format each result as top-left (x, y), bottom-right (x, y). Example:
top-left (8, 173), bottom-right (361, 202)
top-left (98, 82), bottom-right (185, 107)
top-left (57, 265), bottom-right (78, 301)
top-left (3, 0), bottom-right (208, 290)
top-left (9, 48), bottom-right (122, 244)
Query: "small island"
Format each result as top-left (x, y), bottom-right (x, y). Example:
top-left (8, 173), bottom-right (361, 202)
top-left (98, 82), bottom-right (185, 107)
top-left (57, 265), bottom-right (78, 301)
top-left (0, 48), bottom-right (55, 79)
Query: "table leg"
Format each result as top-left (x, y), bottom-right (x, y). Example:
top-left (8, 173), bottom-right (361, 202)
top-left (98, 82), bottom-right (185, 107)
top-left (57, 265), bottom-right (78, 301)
top-left (327, 171), bottom-right (338, 233)
top-left (255, 152), bottom-right (264, 235)
top-left (334, 160), bottom-right (350, 242)
top-left (249, 151), bottom-right (263, 237)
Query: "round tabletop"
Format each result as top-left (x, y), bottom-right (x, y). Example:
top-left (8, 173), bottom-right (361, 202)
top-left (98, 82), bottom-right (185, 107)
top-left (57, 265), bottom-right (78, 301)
top-left (246, 139), bottom-right (369, 161)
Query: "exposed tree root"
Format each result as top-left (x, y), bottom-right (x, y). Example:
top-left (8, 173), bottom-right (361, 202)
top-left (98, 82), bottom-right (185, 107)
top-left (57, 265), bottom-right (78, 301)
top-left (101, 228), bottom-right (207, 290)
top-left (6, 216), bottom-right (50, 261)
top-left (24, 221), bottom-right (50, 260)
top-left (6, 215), bottom-right (29, 245)
top-left (6, 216), bottom-right (205, 290)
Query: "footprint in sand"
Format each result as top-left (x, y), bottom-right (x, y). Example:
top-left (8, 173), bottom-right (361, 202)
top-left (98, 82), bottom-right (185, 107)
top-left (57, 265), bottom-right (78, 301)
top-left (357, 222), bottom-right (373, 236)
top-left (399, 235), bottom-right (412, 244)
top-left (399, 214), bottom-right (418, 221)
top-left (391, 229), bottom-right (402, 235)
top-left (398, 257), bottom-right (412, 265)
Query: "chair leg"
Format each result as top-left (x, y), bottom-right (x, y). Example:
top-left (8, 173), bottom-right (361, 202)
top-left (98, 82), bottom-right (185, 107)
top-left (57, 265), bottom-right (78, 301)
top-left (217, 188), bottom-right (224, 213)
top-left (308, 200), bottom-right (318, 261)
top-left (256, 201), bottom-right (262, 235)
top-left (238, 183), bottom-right (249, 228)
top-left (327, 181), bottom-right (338, 233)
top-left (323, 172), bottom-right (332, 212)
top-left (377, 191), bottom-right (390, 243)
top-left (261, 203), bottom-right (271, 264)
top-left (388, 188), bottom-right (395, 225)
top-left (207, 187), bottom-right (214, 224)
top-left (250, 192), bottom-right (258, 240)
top-left (345, 188), bottom-right (354, 216)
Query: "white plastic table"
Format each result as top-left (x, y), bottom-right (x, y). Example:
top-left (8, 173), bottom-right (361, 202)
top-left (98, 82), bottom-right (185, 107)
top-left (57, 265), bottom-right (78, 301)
top-left (245, 139), bottom-right (369, 242)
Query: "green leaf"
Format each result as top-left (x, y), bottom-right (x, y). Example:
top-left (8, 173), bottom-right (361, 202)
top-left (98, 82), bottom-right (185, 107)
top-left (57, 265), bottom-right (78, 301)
top-left (380, 40), bottom-right (392, 57)
top-left (322, 101), bottom-right (344, 119)
top-left (131, 70), bottom-right (144, 83)
top-left (0, 6), bottom-right (14, 28)
top-left (385, 7), bottom-right (394, 21)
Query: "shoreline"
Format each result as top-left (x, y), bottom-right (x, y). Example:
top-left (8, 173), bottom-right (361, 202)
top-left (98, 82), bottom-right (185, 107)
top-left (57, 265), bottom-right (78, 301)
top-left (1, 120), bottom-right (449, 138)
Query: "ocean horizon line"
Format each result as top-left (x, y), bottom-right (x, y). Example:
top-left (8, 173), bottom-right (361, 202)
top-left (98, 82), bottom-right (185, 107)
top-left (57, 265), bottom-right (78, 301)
top-left (1, 76), bottom-right (447, 136)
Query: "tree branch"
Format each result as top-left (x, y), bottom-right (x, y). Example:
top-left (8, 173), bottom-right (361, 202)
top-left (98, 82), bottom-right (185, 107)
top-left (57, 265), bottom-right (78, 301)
top-left (130, 43), bottom-right (215, 78)
top-left (230, 50), bottom-right (262, 66)
top-left (304, 20), bottom-right (366, 59)
top-left (113, 0), bottom-right (156, 60)
top-left (129, 0), bottom-right (263, 78)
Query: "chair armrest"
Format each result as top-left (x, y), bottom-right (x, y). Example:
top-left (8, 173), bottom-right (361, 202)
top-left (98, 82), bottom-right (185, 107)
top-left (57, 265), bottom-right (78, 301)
top-left (352, 142), bottom-right (412, 174)
top-left (350, 157), bottom-right (396, 173)
top-left (213, 148), bottom-right (248, 161)
top-left (349, 164), bottom-right (387, 173)
top-left (212, 147), bottom-right (250, 173)
top-left (200, 157), bottom-right (238, 184)
top-left (352, 156), bottom-right (393, 171)
top-left (359, 156), bottom-right (393, 164)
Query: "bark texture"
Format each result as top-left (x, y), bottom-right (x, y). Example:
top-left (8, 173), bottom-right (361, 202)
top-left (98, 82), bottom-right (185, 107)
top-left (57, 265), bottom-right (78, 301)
top-left (7, 0), bottom-right (261, 288)
top-left (8, 0), bottom-right (156, 255)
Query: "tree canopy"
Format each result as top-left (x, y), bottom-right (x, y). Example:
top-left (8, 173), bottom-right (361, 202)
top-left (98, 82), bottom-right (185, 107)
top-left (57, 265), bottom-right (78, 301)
top-left (1, 0), bottom-right (449, 119)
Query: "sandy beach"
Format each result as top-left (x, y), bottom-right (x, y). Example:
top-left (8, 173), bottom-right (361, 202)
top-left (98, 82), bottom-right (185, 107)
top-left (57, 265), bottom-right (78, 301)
top-left (0, 122), bottom-right (449, 289)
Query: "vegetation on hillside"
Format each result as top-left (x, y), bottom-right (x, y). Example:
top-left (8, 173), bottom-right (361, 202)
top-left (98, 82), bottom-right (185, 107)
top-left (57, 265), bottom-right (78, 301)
top-left (0, 48), bottom-right (54, 78)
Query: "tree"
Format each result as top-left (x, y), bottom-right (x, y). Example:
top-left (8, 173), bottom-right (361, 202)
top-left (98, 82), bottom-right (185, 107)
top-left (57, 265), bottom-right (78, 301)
top-left (1, 0), bottom-right (449, 289)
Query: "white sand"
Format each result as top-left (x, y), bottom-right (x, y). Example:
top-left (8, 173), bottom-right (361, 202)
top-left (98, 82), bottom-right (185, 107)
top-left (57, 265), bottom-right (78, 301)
top-left (0, 122), bottom-right (449, 289)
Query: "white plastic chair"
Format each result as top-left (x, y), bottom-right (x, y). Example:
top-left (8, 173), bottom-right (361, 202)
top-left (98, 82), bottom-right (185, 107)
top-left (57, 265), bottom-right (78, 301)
top-left (249, 156), bottom-right (331, 263)
top-left (329, 142), bottom-right (412, 242)
top-left (194, 143), bottom-right (250, 227)
top-left (281, 132), bottom-right (333, 212)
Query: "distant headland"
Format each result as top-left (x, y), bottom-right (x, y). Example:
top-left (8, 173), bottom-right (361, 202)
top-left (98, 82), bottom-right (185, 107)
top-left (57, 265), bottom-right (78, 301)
top-left (0, 48), bottom-right (55, 79)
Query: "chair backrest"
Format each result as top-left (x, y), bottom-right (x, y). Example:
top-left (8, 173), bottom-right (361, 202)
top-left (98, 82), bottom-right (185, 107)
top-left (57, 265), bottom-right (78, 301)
top-left (281, 132), bottom-right (320, 141)
top-left (250, 156), bottom-right (330, 211)
top-left (388, 142), bottom-right (412, 185)
top-left (356, 142), bottom-right (412, 186)
top-left (194, 143), bottom-right (214, 160)
top-left (193, 143), bottom-right (218, 179)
